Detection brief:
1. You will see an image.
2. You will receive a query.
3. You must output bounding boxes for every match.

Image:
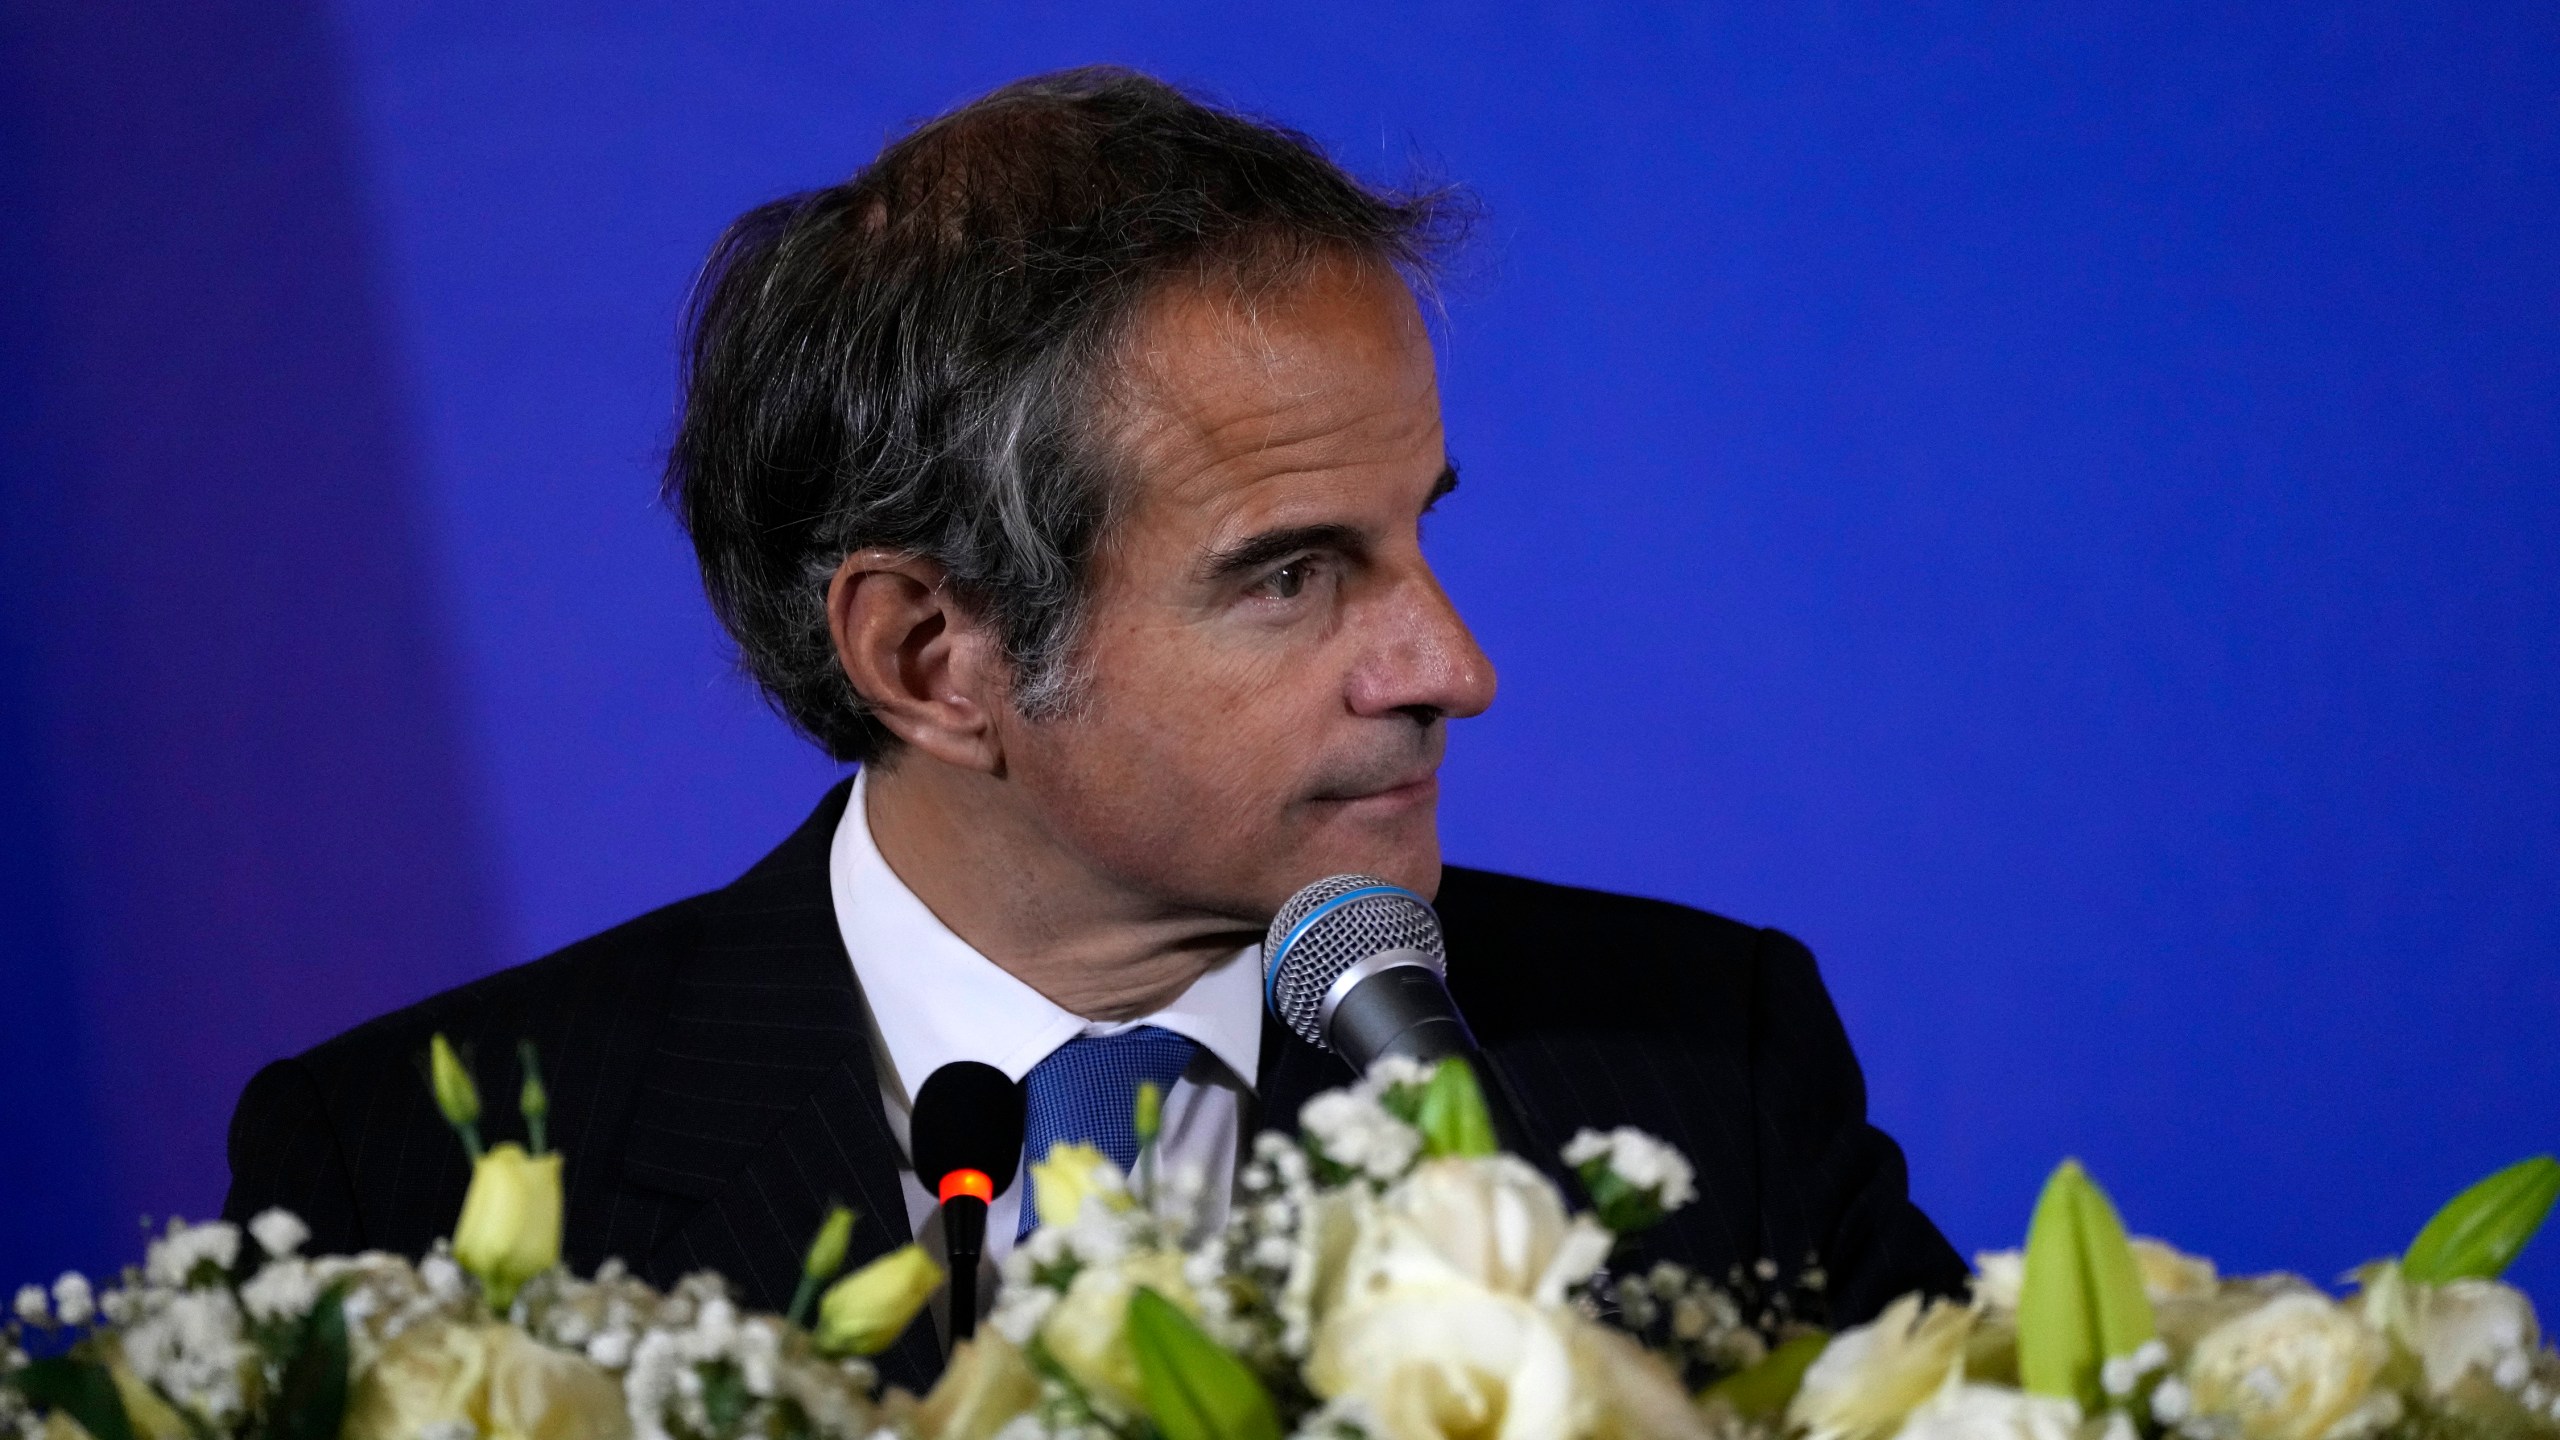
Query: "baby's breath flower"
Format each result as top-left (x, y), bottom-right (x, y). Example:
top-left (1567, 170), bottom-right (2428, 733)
top-left (144, 1219), bottom-right (241, 1287)
top-left (10, 1287), bottom-right (44, 1327)
top-left (586, 1328), bottom-right (632, 1369)
top-left (1299, 1091), bottom-right (1420, 1183)
top-left (119, 1288), bottom-right (250, 1424)
top-left (238, 1259), bottom-right (319, 1323)
top-left (1563, 1127), bottom-right (1695, 1206)
top-left (248, 1208), bottom-right (310, 1259)
top-left (419, 1251), bottom-right (465, 1302)
top-left (990, 1279), bottom-right (1059, 1345)
top-left (48, 1274), bottom-right (93, 1327)
top-left (2150, 1377), bottom-right (2193, 1424)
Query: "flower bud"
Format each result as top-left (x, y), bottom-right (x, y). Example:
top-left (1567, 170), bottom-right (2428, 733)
top-left (2017, 1158), bottom-right (2155, 1410)
top-left (452, 1141), bottom-right (563, 1311)
top-left (803, 1205), bottom-right (855, 1284)
top-left (429, 1034), bottom-right (482, 1141)
top-left (1135, 1081), bottom-right (1166, 1147)
top-left (1030, 1140), bottom-right (1125, 1231)
top-left (516, 1039), bottom-right (550, 1154)
top-left (816, 1244), bottom-right (944, 1356)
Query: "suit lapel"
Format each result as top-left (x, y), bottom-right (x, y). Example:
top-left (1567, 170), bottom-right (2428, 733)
top-left (1253, 1011), bottom-right (1356, 1136)
top-left (617, 778), bottom-right (943, 1391)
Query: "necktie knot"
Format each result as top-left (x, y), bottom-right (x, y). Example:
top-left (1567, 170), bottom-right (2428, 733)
top-left (1017, 1025), bottom-right (1196, 1236)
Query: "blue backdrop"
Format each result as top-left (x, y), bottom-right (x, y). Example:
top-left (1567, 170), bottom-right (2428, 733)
top-left (3, 2), bottom-right (2554, 1310)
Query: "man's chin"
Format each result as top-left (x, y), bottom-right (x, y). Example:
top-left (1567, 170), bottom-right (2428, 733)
top-left (1274, 808), bottom-right (1444, 906)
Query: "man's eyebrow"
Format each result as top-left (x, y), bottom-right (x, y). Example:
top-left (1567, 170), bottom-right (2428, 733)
top-left (1201, 523), bottom-right (1366, 582)
top-left (1425, 461), bottom-right (1460, 509)
top-left (1198, 464), bottom-right (1458, 582)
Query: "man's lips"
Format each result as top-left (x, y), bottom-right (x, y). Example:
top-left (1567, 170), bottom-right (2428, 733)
top-left (1310, 771), bottom-right (1439, 807)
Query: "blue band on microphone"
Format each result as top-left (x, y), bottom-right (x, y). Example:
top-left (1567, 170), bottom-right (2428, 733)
top-left (1263, 883), bottom-right (1432, 1012)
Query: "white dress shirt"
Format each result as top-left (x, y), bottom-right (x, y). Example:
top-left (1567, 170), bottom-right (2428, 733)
top-left (827, 768), bottom-right (1264, 1315)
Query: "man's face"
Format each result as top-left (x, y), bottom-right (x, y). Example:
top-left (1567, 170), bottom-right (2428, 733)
top-left (993, 255), bottom-right (1496, 921)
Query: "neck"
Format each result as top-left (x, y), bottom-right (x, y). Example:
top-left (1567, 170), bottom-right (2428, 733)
top-left (860, 757), bottom-right (1258, 1022)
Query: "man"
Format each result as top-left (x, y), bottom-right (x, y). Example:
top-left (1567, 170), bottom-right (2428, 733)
top-left (223, 68), bottom-right (1965, 1390)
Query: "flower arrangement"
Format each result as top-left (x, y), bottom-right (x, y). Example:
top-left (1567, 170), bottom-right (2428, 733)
top-left (3, 1035), bottom-right (2554, 1440)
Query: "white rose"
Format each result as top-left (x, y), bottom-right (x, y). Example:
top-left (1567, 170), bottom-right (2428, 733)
top-left (1301, 1153), bottom-right (1679, 1440)
top-left (1369, 1156), bottom-right (1614, 1306)
top-left (1036, 1248), bottom-right (1197, 1420)
top-left (1889, 1383), bottom-right (2081, 1440)
top-left (909, 1331), bottom-right (1042, 1440)
top-left (1279, 1185), bottom-right (1373, 1355)
top-left (1308, 1289), bottom-right (1578, 1440)
top-left (1565, 1316), bottom-right (1714, 1440)
top-left (1296, 1155), bottom-right (1607, 1354)
top-left (2129, 1239), bottom-right (2219, 1301)
top-left (2398, 1277), bottom-right (2538, 1397)
top-left (1789, 1295), bottom-right (1975, 1440)
top-left (2183, 1293), bottom-right (2399, 1440)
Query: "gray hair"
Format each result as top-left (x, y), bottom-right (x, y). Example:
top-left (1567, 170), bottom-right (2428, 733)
top-left (664, 67), bottom-right (1465, 762)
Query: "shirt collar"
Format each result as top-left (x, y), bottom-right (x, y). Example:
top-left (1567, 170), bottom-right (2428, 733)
top-left (829, 768), bottom-right (1263, 1110)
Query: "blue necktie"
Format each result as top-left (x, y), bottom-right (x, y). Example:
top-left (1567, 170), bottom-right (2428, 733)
top-left (1017, 1025), bottom-right (1197, 1237)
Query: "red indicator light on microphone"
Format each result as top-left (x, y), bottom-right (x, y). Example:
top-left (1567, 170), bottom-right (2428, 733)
top-left (938, 1168), bottom-right (995, 1204)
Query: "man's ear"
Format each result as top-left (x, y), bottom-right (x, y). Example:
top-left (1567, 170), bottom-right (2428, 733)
top-left (826, 549), bottom-right (1008, 772)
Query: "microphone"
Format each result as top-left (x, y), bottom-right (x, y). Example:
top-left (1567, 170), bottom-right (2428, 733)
top-left (910, 1060), bottom-right (1025, 1343)
top-left (1262, 874), bottom-right (1477, 1071)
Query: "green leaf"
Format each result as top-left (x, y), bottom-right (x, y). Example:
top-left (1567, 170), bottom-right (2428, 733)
top-left (701, 1362), bottom-right (753, 1435)
top-left (2016, 1159), bottom-right (2155, 1411)
top-left (2404, 1155), bottom-right (2560, 1283)
top-left (11, 1357), bottom-right (137, 1440)
top-left (1416, 1058), bottom-right (1498, 1159)
top-left (263, 1285), bottom-right (349, 1440)
top-left (1700, 1331), bottom-right (1831, 1419)
top-left (1126, 1288), bottom-right (1282, 1440)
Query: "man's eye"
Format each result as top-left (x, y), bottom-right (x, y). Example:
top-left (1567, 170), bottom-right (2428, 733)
top-left (1254, 560), bottom-right (1312, 600)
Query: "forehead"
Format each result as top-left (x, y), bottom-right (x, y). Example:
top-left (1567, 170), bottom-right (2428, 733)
top-left (1103, 256), bottom-right (1443, 533)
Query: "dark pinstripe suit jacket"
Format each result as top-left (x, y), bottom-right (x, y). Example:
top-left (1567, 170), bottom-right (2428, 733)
top-left (222, 780), bottom-right (1964, 1392)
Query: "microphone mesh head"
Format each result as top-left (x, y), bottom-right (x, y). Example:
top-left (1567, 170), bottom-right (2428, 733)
top-left (1262, 874), bottom-right (1446, 1048)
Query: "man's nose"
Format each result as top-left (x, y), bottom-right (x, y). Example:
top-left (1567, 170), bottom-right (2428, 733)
top-left (1347, 564), bottom-right (1498, 722)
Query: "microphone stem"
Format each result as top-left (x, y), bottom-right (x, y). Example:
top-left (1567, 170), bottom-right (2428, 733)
top-left (943, 1195), bottom-right (987, 1344)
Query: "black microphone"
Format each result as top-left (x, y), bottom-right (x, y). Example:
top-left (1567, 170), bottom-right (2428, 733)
top-left (910, 1060), bottom-right (1024, 1343)
top-left (1262, 874), bottom-right (1478, 1070)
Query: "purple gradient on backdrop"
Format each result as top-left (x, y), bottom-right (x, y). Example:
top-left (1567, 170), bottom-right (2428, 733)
top-left (0, 0), bottom-right (500, 1283)
top-left (2, 0), bottom-right (2554, 1313)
